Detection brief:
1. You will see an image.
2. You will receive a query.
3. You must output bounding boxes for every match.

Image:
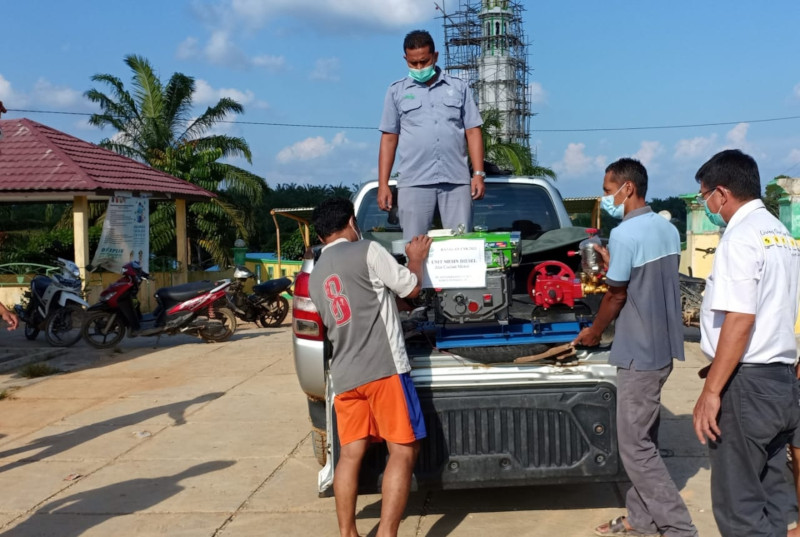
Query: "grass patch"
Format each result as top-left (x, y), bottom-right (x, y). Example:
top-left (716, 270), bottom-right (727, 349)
top-left (0, 390), bottom-right (8, 400)
top-left (19, 362), bottom-right (62, 378)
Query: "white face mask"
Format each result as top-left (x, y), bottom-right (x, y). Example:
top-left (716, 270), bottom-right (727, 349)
top-left (600, 182), bottom-right (629, 219)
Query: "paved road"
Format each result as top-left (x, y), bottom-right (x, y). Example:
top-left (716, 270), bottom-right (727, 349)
top-left (0, 324), bottom-right (786, 536)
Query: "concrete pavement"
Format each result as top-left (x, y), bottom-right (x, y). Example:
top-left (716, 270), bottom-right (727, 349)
top-left (0, 323), bottom-right (768, 536)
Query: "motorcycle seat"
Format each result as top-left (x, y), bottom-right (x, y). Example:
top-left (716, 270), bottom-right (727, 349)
top-left (253, 277), bottom-right (292, 297)
top-left (157, 280), bottom-right (217, 303)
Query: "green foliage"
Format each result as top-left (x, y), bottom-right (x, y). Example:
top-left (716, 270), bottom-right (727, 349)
top-left (19, 362), bottom-right (61, 378)
top-left (481, 109), bottom-right (556, 179)
top-left (86, 54), bottom-right (268, 268)
top-left (281, 225), bottom-right (316, 261)
top-left (650, 196), bottom-right (688, 241)
top-left (0, 226), bottom-right (102, 264)
top-left (244, 183), bottom-right (355, 254)
top-left (764, 176), bottom-right (789, 218)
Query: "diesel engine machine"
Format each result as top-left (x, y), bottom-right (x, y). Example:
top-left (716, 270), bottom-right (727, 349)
top-left (407, 229), bottom-right (607, 350)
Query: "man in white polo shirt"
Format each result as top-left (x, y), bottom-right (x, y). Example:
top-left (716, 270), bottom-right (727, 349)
top-left (692, 149), bottom-right (800, 537)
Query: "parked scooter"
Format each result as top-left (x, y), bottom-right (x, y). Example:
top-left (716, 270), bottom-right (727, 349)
top-left (228, 265), bottom-right (292, 327)
top-left (14, 258), bottom-right (88, 347)
top-left (81, 261), bottom-right (237, 349)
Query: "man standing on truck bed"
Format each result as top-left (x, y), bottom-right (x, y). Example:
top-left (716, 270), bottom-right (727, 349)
top-left (378, 29), bottom-right (485, 239)
top-left (309, 198), bottom-right (432, 537)
top-left (574, 158), bottom-right (698, 537)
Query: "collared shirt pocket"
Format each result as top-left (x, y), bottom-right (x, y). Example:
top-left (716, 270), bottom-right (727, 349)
top-left (442, 97), bottom-right (464, 125)
top-left (399, 98), bottom-right (423, 126)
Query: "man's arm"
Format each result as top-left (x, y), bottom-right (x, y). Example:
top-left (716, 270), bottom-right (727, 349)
top-left (465, 127), bottom-right (485, 200)
top-left (572, 284), bottom-right (627, 346)
top-left (693, 311), bottom-right (755, 444)
top-left (403, 235), bottom-right (433, 298)
top-left (378, 132), bottom-right (399, 211)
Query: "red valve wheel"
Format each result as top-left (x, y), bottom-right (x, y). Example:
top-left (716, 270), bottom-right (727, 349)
top-left (527, 261), bottom-right (579, 305)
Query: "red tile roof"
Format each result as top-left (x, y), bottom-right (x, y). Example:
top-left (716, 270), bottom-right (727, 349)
top-left (0, 118), bottom-right (214, 200)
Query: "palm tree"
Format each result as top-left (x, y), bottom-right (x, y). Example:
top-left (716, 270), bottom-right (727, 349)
top-left (481, 109), bottom-right (556, 180)
top-left (85, 54), bottom-right (266, 268)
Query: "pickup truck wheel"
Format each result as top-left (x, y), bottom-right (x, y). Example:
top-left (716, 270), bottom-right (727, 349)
top-left (449, 343), bottom-right (549, 363)
top-left (311, 427), bottom-right (327, 467)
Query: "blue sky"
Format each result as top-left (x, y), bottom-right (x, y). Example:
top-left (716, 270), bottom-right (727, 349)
top-left (3, 0), bottom-right (800, 200)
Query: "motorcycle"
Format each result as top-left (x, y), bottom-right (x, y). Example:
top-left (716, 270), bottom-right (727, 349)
top-left (228, 265), bottom-right (292, 327)
top-left (81, 261), bottom-right (237, 349)
top-left (14, 258), bottom-right (88, 347)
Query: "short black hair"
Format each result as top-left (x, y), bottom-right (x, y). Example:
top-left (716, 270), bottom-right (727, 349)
top-left (312, 198), bottom-right (354, 240)
top-left (605, 158), bottom-right (648, 199)
top-left (404, 30), bottom-right (435, 53)
top-left (695, 149), bottom-right (761, 201)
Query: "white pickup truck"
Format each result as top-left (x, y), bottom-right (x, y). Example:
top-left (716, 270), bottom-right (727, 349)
top-left (292, 177), bottom-right (622, 495)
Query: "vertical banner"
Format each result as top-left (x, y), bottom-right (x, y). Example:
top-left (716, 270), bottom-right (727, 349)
top-left (91, 193), bottom-right (149, 273)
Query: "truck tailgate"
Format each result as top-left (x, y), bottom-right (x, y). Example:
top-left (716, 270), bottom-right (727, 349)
top-left (327, 372), bottom-right (623, 494)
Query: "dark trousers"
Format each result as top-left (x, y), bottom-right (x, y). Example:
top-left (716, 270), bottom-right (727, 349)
top-left (709, 364), bottom-right (800, 537)
top-left (618, 364), bottom-right (698, 537)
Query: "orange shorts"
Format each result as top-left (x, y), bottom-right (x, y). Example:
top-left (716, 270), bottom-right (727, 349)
top-left (334, 373), bottom-right (426, 446)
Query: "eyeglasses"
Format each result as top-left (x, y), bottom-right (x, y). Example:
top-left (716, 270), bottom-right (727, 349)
top-left (696, 189), bottom-right (715, 204)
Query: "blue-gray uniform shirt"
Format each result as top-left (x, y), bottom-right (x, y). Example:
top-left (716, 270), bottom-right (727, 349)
top-left (605, 206), bottom-right (685, 370)
top-left (379, 68), bottom-right (482, 188)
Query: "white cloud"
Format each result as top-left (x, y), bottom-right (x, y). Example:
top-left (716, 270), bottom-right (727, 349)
top-left (631, 140), bottom-right (663, 168)
top-left (229, 0), bottom-right (431, 29)
top-left (794, 82), bottom-right (800, 100)
top-left (252, 55), bottom-right (286, 72)
top-left (0, 75), bottom-right (94, 112)
top-left (310, 57), bottom-right (340, 82)
top-left (552, 143), bottom-right (606, 177)
top-left (176, 37), bottom-right (200, 60)
top-left (0, 74), bottom-right (27, 107)
top-left (528, 82), bottom-right (547, 105)
top-left (276, 132), bottom-right (343, 163)
top-left (674, 134), bottom-right (717, 160)
top-left (724, 122), bottom-right (749, 148)
top-left (194, 79), bottom-right (268, 109)
top-left (205, 30), bottom-right (249, 67)
top-left (31, 78), bottom-right (83, 108)
top-left (785, 148), bottom-right (800, 166)
top-left (176, 30), bottom-right (286, 72)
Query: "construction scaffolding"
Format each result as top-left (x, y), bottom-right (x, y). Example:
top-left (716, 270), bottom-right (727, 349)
top-left (438, 0), bottom-right (531, 148)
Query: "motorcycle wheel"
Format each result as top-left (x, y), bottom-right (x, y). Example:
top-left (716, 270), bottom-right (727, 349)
top-left (82, 311), bottom-right (126, 349)
top-left (45, 305), bottom-right (85, 347)
top-left (257, 296), bottom-right (289, 328)
top-left (200, 307), bottom-right (237, 342)
top-left (24, 322), bottom-right (40, 341)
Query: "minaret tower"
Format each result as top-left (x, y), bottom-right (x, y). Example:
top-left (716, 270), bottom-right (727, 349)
top-left (440, 0), bottom-right (530, 148)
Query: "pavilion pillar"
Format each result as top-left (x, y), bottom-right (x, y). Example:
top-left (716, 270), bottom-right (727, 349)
top-left (73, 195), bottom-right (90, 282)
top-left (175, 198), bottom-right (189, 284)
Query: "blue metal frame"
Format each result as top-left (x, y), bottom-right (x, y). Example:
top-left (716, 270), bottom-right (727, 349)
top-left (435, 319), bottom-right (590, 349)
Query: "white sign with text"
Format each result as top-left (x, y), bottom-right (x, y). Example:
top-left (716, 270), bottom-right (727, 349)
top-left (422, 239), bottom-right (486, 289)
top-left (91, 194), bottom-right (149, 273)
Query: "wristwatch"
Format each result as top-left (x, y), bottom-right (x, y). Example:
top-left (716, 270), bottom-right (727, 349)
top-left (473, 171), bottom-right (486, 178)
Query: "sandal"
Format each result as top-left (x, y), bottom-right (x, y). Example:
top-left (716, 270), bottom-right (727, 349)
top-left (594, 516), bottom-right (660, 536)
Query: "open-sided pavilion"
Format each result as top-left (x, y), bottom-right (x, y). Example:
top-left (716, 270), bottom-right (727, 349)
top-left (0, 118), bottom-right (214, 282)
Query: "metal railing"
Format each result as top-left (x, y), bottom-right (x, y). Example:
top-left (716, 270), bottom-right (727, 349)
top-left (0, 263), bottom-right (58, 286)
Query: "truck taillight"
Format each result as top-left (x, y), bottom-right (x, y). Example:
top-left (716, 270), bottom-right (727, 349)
top-left (293, 271), bottom-right (323, 341)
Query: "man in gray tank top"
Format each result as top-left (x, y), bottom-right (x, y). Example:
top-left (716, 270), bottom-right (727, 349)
top-left (309, 198), bottom-right (432, 537)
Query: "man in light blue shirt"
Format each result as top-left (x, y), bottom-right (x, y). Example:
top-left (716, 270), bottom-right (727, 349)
top-left (378, 30), bottom-right (485, 239)
top-left (574, 158), bottom-right (697, 537)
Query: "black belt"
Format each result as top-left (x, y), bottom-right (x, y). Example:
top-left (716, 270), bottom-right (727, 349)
top-left (739, 362), bottom-right (794, 368)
